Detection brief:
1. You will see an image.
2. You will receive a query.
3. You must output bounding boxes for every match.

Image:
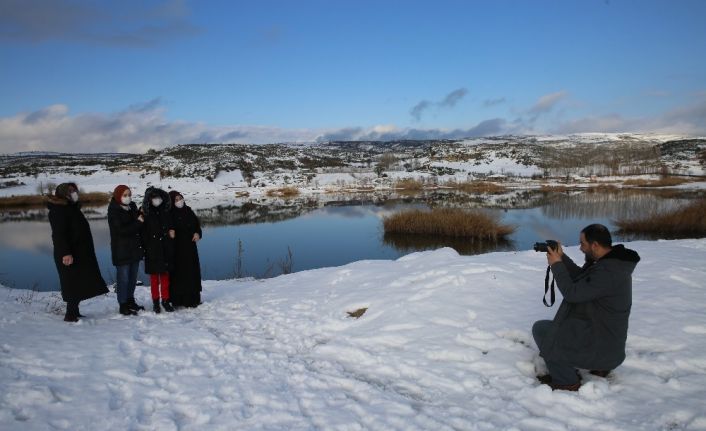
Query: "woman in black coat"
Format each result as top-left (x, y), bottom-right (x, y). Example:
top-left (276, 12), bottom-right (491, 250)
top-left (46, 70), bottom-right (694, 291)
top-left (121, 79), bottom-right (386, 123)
top-left (168, 191), bottom-right (203, 308)
top-left (47, 182), bottom-right (108, 322)
top-left (108, 185), bottom-right (145, 316)
top-left (141, 186), bottom-right (175, 313)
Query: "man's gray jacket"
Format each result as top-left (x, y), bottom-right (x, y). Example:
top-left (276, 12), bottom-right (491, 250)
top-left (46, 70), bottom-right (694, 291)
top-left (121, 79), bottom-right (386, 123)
top-left (538, 245), bottom-right (640, 370)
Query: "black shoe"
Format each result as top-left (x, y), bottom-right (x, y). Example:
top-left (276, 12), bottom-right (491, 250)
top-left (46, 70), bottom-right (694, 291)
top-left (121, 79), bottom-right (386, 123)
top-left (127, 298), bottom-right (145, 311)
top-left (153, 300), bottom-right (161, 314)
top-left (119, 304), bottom-right (138, 316)
top-left (162, 300), bottom-right (175, 312)
top-left (64, 302), bottom-right (80, 322)
top-left (590, 369), bottom-right (611, 378)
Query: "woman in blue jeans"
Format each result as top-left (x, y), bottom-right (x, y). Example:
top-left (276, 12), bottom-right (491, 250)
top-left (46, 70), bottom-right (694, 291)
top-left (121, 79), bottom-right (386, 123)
top-left (107, 185), bottom-right (145, 315)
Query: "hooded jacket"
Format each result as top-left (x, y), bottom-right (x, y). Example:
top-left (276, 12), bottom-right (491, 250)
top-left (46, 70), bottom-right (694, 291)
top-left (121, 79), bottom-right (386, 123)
top-left (46, 183), bottom-right (108, 302)
top-left (141, 187), bottom-right (174, 273)
top-left (539, 244), bottom-right (640, 370)
top-left (107, 197), bottom-right (143, 266)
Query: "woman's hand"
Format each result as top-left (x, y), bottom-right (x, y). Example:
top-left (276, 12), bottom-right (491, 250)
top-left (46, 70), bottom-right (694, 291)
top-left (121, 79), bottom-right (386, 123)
top-left (168, 229), bottom-right (175, 239)
top-left (62, 255), bottom-right (74, 266)
top-left (192, 233), bottom-right (201, 242)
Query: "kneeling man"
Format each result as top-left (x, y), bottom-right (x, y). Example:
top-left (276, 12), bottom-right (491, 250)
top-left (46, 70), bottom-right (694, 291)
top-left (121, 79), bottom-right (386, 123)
top-left (533, 224), bottom-right (640, 391)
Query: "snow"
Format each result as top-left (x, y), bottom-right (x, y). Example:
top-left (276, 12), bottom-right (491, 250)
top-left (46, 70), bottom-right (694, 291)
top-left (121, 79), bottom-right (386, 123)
top-left (2, 239), bottom-right (706, 430)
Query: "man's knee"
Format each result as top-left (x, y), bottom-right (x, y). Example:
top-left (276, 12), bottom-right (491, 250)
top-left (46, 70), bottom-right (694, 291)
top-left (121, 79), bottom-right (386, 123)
top-left (532, 320), bottom-right (552, 346)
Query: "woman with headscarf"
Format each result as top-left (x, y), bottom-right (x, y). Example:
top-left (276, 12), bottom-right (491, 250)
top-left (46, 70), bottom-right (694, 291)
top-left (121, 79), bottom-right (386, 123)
top-left (47, 183), bottom-right (108, 322)
top-left (168, 191), bottom-right (203, 308)
top-left (108, 185), bottom-right (145, 316)
top-left (141, 186), bottom-right (175, 313)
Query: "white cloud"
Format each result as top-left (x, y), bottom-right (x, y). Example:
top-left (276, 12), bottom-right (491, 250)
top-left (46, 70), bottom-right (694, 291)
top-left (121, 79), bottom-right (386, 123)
top-left (0, 100), bottom-right (321, 154)
top-left (528, 91), bottom-right (568, 115)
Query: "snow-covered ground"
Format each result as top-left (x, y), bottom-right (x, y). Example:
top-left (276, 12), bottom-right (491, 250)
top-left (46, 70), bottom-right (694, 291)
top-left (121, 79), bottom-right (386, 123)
top-left (2, 239), bottom-right (706, 430)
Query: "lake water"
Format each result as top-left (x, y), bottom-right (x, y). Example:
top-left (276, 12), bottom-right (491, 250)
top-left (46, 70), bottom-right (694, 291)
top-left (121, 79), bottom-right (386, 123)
top-left (0, 189), bottom-right (699, 291)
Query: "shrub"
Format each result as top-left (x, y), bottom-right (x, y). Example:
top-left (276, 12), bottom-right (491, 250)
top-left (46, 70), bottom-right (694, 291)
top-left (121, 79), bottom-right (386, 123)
top-left (383, 208), bottom-right (515, 241)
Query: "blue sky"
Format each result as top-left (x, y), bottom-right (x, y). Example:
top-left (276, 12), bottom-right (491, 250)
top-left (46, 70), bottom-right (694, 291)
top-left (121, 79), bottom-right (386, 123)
top-left (1, 0), bottom-right (705, 153)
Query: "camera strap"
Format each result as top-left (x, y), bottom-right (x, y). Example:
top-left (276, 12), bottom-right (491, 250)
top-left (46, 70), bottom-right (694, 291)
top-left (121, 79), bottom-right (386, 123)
top-left (543, 265), bottom-right (555, 307)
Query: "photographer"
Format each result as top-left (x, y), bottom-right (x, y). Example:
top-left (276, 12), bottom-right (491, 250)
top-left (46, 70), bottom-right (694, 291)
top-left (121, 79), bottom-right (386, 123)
top-left (532, 224), bottom-right (640, 391)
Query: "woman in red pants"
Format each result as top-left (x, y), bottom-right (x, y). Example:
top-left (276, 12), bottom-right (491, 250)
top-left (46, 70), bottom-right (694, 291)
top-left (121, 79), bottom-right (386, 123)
top-left (141, 186), bottom-right (175, 313)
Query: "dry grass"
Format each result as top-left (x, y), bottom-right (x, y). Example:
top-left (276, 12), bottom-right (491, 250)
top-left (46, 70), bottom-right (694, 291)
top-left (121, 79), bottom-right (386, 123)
top-left (394, 178), bottom-right (424, 191)
top-left (266, 186), bottom-right (300, 197)
top-left (622, 176), bottom-right (691, 187)
top-left (615, 198), bottom-right (706, 236)
top-left (0, 192), bottom-right (110, 208)
top-left (450, 180), bottom-right (507, 194)
top-left (539, 184), bottom-right (572, 192)
top-left (383, 208), bottom-right (515, 241)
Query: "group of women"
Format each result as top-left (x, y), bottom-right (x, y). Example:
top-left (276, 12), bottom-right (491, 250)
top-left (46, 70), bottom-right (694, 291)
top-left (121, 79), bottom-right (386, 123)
top-left (47, 183), bottom-right (203, 322)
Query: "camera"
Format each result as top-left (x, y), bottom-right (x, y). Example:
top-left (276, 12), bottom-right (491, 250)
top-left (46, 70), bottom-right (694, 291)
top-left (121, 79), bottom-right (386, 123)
top-left (533, 239), bottom-right (558, 252)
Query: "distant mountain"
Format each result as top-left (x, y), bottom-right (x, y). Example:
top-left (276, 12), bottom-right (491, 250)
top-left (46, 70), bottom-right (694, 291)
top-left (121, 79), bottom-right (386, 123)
top-left (2, 133), bottom-right (704, 180)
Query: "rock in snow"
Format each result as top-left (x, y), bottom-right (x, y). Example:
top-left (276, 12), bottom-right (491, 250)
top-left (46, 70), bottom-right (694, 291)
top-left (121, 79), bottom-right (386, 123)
top-left (1, 239), bottom-right (706, 430)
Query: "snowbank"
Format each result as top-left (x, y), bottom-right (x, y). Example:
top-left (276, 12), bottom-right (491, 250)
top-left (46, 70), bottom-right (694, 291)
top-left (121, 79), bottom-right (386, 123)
top-left (1, 239), bottom-right (706, 430)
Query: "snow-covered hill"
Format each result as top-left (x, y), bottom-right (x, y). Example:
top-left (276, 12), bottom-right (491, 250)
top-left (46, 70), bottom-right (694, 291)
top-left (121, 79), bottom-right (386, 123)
top-left (1, 239), bottom-right (706, 430)
top-left (1, 134), bottom-right (704, 210)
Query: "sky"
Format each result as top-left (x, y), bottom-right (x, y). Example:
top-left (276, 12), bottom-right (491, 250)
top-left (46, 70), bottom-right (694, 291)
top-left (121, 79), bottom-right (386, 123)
top-left (1, 0), bottom-right (705, 153)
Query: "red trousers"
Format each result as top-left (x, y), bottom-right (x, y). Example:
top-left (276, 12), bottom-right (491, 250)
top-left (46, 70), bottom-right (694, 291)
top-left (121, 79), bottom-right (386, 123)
top-left (150, 272), bottom-right (170, 300)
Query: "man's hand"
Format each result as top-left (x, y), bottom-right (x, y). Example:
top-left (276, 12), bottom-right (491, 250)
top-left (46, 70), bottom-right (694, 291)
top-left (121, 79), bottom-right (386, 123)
top-left (168, 229), bottom-right (175, 239)
top-left (192, 233), bottom-right (200, 242)
top-left (137, 214), bottom-right (144, 223)
top-left (62, 255), bottom-right (74, 266)
top-left (546, 242), bottom-right (563, 266)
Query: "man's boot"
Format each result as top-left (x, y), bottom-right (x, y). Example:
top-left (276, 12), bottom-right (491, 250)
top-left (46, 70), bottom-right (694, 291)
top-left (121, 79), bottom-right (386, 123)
top-left (153, 299), bottom-right (161, 314)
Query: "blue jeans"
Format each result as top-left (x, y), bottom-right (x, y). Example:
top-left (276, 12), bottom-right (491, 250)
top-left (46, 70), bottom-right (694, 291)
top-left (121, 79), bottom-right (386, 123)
top-left (532, 320), bottom-right (580, 385)
top-left (115, 262), bottom-right (139, 305)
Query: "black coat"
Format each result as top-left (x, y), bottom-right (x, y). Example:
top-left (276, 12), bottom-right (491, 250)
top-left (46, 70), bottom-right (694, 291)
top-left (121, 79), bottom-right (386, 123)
top-left (169, 204), bottom-right (203, 307)
top-left (47, 196), bottom-right (108, 302)
top-left (141, 188), bottom-right (174, 274)
top-left (539, 245), bottom-right (640, 370)
top-left (107, 198), bottom-right (144, 266)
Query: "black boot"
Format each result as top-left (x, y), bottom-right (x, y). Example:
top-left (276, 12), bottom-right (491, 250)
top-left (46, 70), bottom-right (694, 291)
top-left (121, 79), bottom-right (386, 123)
top-left (153, 300), bottom-right (161, 314)
top-left (64, 301), bottom-right (79, 322)
top-left (119, 303), bottom-right (138, 316)
top-left (162, 300), bottom-right (175, 313)
top-left (127, 298), bottom-right (145, 311)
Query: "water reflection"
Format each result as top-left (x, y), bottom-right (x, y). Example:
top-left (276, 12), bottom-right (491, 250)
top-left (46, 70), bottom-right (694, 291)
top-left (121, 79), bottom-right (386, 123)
top-left (383, 232), bottom-right (514, 255)
top-left (1, 189), bottom-right (703, 291)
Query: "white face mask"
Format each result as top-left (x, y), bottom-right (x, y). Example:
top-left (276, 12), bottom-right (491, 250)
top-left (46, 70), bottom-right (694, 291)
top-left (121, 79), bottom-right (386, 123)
top-left (151, 197), bottom-right (163, 207)
top-left (175, 200), bottom-right (184, 209)
top-left (70, 191), bottom-right (79, 202)
top-left (121, 196), bottom-right (132, 205)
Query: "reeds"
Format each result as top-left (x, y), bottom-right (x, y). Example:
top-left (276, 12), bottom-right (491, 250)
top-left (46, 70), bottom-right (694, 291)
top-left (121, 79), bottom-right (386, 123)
top-left (614, 198), bottom-right (706, 236)
top-left (622, 177), bottom-right (691, 187)
top-left (0, 192), bottom-right (110, 208)
top-left (383, 208), bottom-right (515, 241)
top-left (266, 187), bottom-right (300, 197)
top-left (393, 178), bottom-right (424, 191)
top-left (450, 180), bottom-right (507, 194)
